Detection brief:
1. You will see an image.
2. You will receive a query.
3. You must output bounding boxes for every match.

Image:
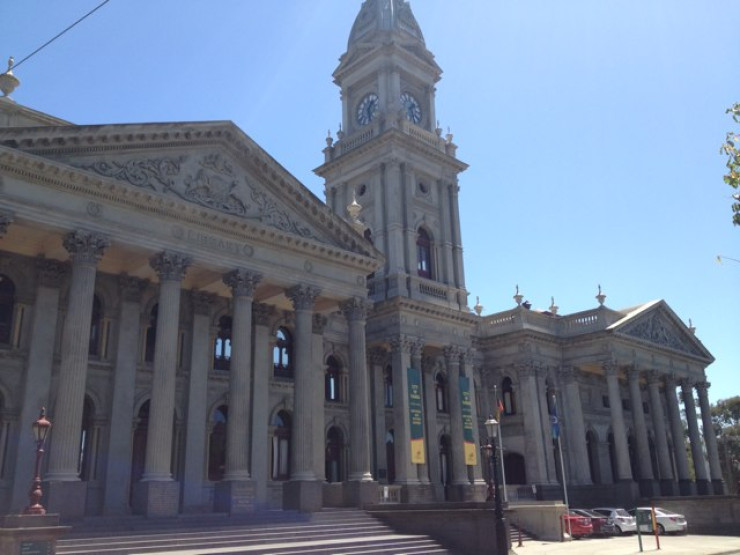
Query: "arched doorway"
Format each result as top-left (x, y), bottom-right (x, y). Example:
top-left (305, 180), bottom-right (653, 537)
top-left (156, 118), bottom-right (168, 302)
top-left (325, 427), bottom-right (344, 482)
top-left (272, 410), bottom-right (291, 480)
top-left (504, 452), bottom-right (526, 484)
top-left (586, 430), bottom-right (601, 484)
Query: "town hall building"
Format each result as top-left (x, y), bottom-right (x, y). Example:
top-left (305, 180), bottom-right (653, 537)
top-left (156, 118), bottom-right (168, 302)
top-left (0, 0), bottom-right (723, 519)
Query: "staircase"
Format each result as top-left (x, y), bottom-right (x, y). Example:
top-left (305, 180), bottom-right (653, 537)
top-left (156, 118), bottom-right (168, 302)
top-left (57, 509), bottom-right (451, 555)
top-left (509, 522), bottom-right (535, 545)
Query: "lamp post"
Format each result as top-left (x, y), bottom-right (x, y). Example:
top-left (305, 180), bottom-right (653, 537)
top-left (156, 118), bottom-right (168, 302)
top-left (24, 408), bottom-right (52, 515)
top-left (485, 416), bottom-right (509, 555)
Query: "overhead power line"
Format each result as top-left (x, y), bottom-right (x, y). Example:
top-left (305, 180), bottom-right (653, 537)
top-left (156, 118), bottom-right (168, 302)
top-left (2, 0), bottom-right (113, 75)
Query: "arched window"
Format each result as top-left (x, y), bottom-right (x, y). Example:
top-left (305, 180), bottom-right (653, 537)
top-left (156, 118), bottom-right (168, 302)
top-left (325, 427), bottom-right (344, 483)
top-left (273, 327), bottom-right (293, 379)
top-left (272, 411), bottom-right (291, 481)
top-left (502, 377), bottom-right (516, 415)
top-left (89, 295), bottom-right (102, 356)
top-left (0, 275), bottom-right (16, 345)
top-left (435, 374), bottom-right (448, 413)
top-left (144, 304), bottom-right (158, 363)
top-left (384, 365), bottom-right (393, 408)
top-left (325, 356), bottom-right (341, 402)
top-left (214, 316), bottom-right (232, 371)
top-left (208, 405), bottom-right (228, 481)
top-left (79, 396), bottom-right (95, 480)
top-left (416, 228), bottom-right (433, 279)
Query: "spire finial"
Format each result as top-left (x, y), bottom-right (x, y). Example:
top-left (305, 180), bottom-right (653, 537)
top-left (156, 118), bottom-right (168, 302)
top-left (688, 318), bottom-right (696, 335)
top-left (596, 284), bottom-right (606, 306)
top-left (549, 296), bottom-right (559, 315)
top-left (346, 190), bottom-right (366, 233)
top-left (474, 296), bottom-right (483, 316)
top-left (513, 285), bottom-right (523, 307)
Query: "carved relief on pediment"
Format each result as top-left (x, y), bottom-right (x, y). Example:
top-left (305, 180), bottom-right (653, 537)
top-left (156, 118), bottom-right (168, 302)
top-left (619, 311), bottom-right (703, 357)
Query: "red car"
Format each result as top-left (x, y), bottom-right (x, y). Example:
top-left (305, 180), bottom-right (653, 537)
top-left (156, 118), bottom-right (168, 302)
top-left (562, 510), bottom-right (594, 539)
top-left (571, 508), bottom-right (618, 536)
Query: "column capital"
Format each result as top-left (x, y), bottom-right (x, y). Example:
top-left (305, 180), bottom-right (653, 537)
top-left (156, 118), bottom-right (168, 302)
top-left (0, 209), bottom-right (14, 236)
top-left (367, 346), bottom-right (388, 366)
top-left (558, 365), bottom-right (577, 382)
top-left (646, 370), bottom-right (664, 386)
top-left (312, 314), bottom-right (328, 334)
top-left (679, 377), bottom-right (695, 390)
top-left (695, 381), bottom-right (711, 394)
top-left (150, 251), bottom-right (191, 282)
top-left (410, 338), bottom-right (425, 359)
top-left (191, 290), bottom-right (217, 316)
top-left (422, 355), bottom-right (436, 373)
top-left (35, 257), bottom-right (65, 288)
top-left (286, 284), bottom-right (321, 311)
top-left (664, 374), bottom-right (678, 389)
top-left (463, 348), bottom-right (477, 366)
top-left (119, 274), bottom-right (148, 303)
top-left (340, 297), bottom-right (368, 322)
top-left (626, 365), bottom-right (642, 382)
top-left (389, 335), bottom-right (413, 355)
top-left (602, 361), bottom-right (619, 377)
top-left (517, 361), bottom-right (536, 378)
top-left (223, 268), bottom-right (262, 298)
top-left (443, 345), bottom-right (462, 365)
top-left (252, 302), bottom-right (274, 326)
top-left (63, 230), bottom-right (109, 265)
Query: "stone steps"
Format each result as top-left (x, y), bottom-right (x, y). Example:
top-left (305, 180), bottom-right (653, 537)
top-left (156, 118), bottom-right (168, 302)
top-left (56, 509), bottom-right (450, 555)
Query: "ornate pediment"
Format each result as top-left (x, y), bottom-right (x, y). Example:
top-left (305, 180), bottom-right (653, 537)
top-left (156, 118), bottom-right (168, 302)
top-left (615, 304), bottom-right (707, 358)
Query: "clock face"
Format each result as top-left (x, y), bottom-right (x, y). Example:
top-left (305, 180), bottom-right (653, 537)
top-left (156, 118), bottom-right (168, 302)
top-left (356, 93), bottom-right (379, 125)
top-left (401, 92), bottom-right (422, 124)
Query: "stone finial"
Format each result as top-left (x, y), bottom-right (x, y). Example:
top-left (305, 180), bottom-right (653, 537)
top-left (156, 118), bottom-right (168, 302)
top-left (549, 296), bottom-right (559, 315)
top-left (688, 318), bottom-right (696, 335)
top-left (325, 130), bottom-right (334, 148)
top-left (596, 284), bottom-right (606, 306)
top-left (0, 56), bottom-right (20, 98)
top-left (346, 192), bottom-right (366, 233)
top-left (473, 296), bottom-right (483, 316)
top-left (513, 284), bottom-right (523, 307)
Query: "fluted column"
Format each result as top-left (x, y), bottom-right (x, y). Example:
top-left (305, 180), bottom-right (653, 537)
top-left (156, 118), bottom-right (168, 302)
top-left (462, 351), bottom-right (484, 483)
top-left (286, 285), bottom-right (320, 481)
top-left (10, 259), bottom-right (64, 510)
top-left (445, 346), bottom-right (468, 486)
top-left (604, 363), bottom-right (632, 482)
top-left (422, 355), bottom-right (441, 492)
top-left (251, 303), bottom-right (274, 503)
top-left (104, 275), bottom-right (148, 514)
top-left (390, 336), bottom-right (417, 484)
top-left (681, 379), bottom-right (710, 494)
top-left (142, 251), bottom-right (190, 481)
top-left (410, 340), bottom-right (429, 484)
top-left (559, 366), bottom-right (591, 485)
top-left (519, 363), bottom-right (549, 485)
top-left (182, 291), bottom-right (216, 511)
top-left (629, 367), bottom-right (659, 496)
top-left (448, 182), bottom-right (465, 290)
top-left (696, 381), bottom-right (725, 494)
top-left (665, 375), bottom-right (693, 495)
top-left (222, 269), bottom-right (261, 480)
top-left (311, 314), bottom-right (327, 481)
top-left (369, 347), bottom-right (388, 479)
top-left (341, 298), bottom-right (373, 482)
top-left (646, 371), bottom-right (676, 496)
top-left (47, 230), bottom-right (109, 481)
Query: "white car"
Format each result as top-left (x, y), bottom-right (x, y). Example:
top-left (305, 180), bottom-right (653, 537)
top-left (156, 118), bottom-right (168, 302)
top-left (629, 507), bottom-right (688, 535)
top-left (592, 507), bottom-right (637, 534)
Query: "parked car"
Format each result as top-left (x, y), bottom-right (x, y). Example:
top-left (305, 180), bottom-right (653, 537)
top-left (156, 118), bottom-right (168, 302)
top-left (571, 508), bottom-right (618, 536)
top-left (562, 510), bottom-right (594, 539)
top-left (628, 507), bottom-right (688, 535)
top-left (592, 507), bottom-right (637, 534)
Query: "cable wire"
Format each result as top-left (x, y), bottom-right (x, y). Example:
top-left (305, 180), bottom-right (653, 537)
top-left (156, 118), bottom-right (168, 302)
top-left (2, 0), bottom-right (113, 75)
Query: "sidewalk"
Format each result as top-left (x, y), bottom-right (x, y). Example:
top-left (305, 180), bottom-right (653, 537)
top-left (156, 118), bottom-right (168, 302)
top-left (512, 534), bottom-right (740, 555)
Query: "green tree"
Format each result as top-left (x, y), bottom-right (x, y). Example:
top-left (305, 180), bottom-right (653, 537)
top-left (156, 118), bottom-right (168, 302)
top-left (711, 395), bottom-right (740, 493)
top-left (721, 103), bottom-right (740, 225)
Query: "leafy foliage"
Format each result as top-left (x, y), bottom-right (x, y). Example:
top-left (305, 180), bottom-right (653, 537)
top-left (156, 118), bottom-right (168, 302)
top-left (711, 395), bottom-right (740, 493)
top-left (721, 103), bottom-right (740, 225)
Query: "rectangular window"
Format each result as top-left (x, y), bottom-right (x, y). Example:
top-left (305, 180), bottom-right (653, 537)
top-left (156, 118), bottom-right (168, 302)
top-left (602, 395), bottom-right (610, 408)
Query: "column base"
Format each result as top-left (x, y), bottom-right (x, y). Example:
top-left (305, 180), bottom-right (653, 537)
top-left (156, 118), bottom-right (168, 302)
top-left (678, 479), bottom-right (696, 496)
top-left (612, 480), bottom-right (639, 508)
top-left (344, 481), bottom-right (379, 508)
top-left (638, 478), bottom-right (660, 498)
top-left (0, 514), bottom-right (70, 555)
top-left (46, 480), bottom-right (88, 520)
top-left (696, 479), bottom-right (711, 495)
top-left (446, 482), bottom-right (488, 502)
top-left (132, 481), bottom-right (180, 517)
top-left (659, 479), bottom-right (679, 497)
top-left (214, 480), bottom-right (256, 514)
top-left (399, 483), bottom-right (435, 504)
top-left (712, 479), bottom-right (727, 495)
top-left (283, 481), bottom-right (322, 513)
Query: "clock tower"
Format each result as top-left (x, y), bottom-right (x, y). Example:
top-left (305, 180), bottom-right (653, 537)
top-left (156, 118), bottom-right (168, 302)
top-left (316, 0), bottom-right (469, 310)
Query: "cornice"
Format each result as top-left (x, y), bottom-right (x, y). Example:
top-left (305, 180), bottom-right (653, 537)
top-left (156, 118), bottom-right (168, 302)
top-left (370, 296), bottom-right (477, 326)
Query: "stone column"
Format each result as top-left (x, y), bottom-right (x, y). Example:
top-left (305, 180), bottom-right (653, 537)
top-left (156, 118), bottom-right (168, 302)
top-left (559, 366), bottom-right (591, 486)
top-left (134, 251), bottom-right (190, 517)
top-left (518, 363), bottom-right (549, 487)
top-left (369, 347), bottom-right (388, 480)
top-left (341, 297), bottom-right (376, 506)
top-left (665, 375), bottom-right (693, 495)
top-left (103, 275), bottom-right (147, 515)
top-left (251, 303), bottom-right (274, 506)
top-left (681, 379), bottom-right (710, 494)
top-left (10, 259), bottom-right (64, 512)
top-left (410, 340), bottom-right (429, 485)
top-left (283, 284), bottom-right (322, 512)
top-left (444, 346), bottom-right (468, 492)
top-left (311, 315), bottom-right (327, 482)
top-left (535, 369), bottom-right (557, 484)
top-left (696, 381), bottom-right (725, 494)
top-left (627, 366), bottom-right (658, 497)
top-left (646, 371), bottom-right (676, 496)
top-left (604, 363), bottom-right (633, 482)
top-left (390, 336), bottom-right (418, 486)
top-left (448, 182), bottom-right (465, 290)
top-left (462, 351), bottom-right (485, 486)
top-left (47, 231), bottom-right (108, 519)
top-left (437, 180), bottom-right (454, 285)
top-left (215, 269), bottom-right (261, 513)
top-left (422, 355), bottom-right (441, 498)
top-left (182, 291), bottom-right (215, 512)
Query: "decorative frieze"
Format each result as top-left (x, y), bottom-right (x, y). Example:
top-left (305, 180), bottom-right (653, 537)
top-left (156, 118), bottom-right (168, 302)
top-left (150, 251), bottom-right (191, 282)
top-left (63, 230), bottom-right (109, 265)
top-left (223, 269), bottom-right (262, 298)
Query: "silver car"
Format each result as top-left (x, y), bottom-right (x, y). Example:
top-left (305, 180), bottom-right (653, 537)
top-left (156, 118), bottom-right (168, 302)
top-left (628, 507), bottom-right (688, 535)
top-left (592, 507), bottom-right (637, 534)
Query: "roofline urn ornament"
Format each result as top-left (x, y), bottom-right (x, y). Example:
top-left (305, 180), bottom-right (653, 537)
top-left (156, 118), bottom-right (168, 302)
top-left (596, 284), bottom-right (606, 306)
top-left (0, 57), bottom-right (20, 98)
top-left (513, 285), bottom-right (523, 307)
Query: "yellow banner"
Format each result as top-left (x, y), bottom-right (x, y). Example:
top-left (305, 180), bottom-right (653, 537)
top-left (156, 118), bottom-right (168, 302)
top-left (411, 438), bottom-right (426, 464)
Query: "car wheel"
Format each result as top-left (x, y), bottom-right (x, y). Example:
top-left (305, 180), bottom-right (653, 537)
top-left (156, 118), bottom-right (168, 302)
top-left (616, 525), bottom-right (623, 534)
top-left (657, 524), bottom-right (665, 535)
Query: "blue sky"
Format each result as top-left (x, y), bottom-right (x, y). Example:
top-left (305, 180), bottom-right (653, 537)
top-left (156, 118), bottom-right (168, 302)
top-left (2, 1), bottom-right (738, 405)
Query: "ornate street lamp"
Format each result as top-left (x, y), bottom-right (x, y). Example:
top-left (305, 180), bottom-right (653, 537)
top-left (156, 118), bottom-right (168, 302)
top-left (485, 416), bottom-right (509, 555)
top-left (24, 408), bottom-right (52, 515)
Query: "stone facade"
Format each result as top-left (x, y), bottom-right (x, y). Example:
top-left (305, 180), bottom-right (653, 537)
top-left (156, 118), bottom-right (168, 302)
top-left (0, 0), bottom-right (722, 519)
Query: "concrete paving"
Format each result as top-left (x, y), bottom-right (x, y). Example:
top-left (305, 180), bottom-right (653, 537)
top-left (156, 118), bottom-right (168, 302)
top-left (512, 534), bottom-right (740, 555)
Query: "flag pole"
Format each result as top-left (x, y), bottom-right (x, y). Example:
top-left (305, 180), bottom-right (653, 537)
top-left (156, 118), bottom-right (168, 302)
top-left (552, 393), bottom-right (571, 538)
top-left (494, 385), bottom-right (508, 503)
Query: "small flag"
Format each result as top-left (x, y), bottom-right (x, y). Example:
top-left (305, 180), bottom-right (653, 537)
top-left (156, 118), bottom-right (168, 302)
top-left (497, 398), bottom-right (505, 419)
top-left (550, 395), bottom-right (560, 440)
